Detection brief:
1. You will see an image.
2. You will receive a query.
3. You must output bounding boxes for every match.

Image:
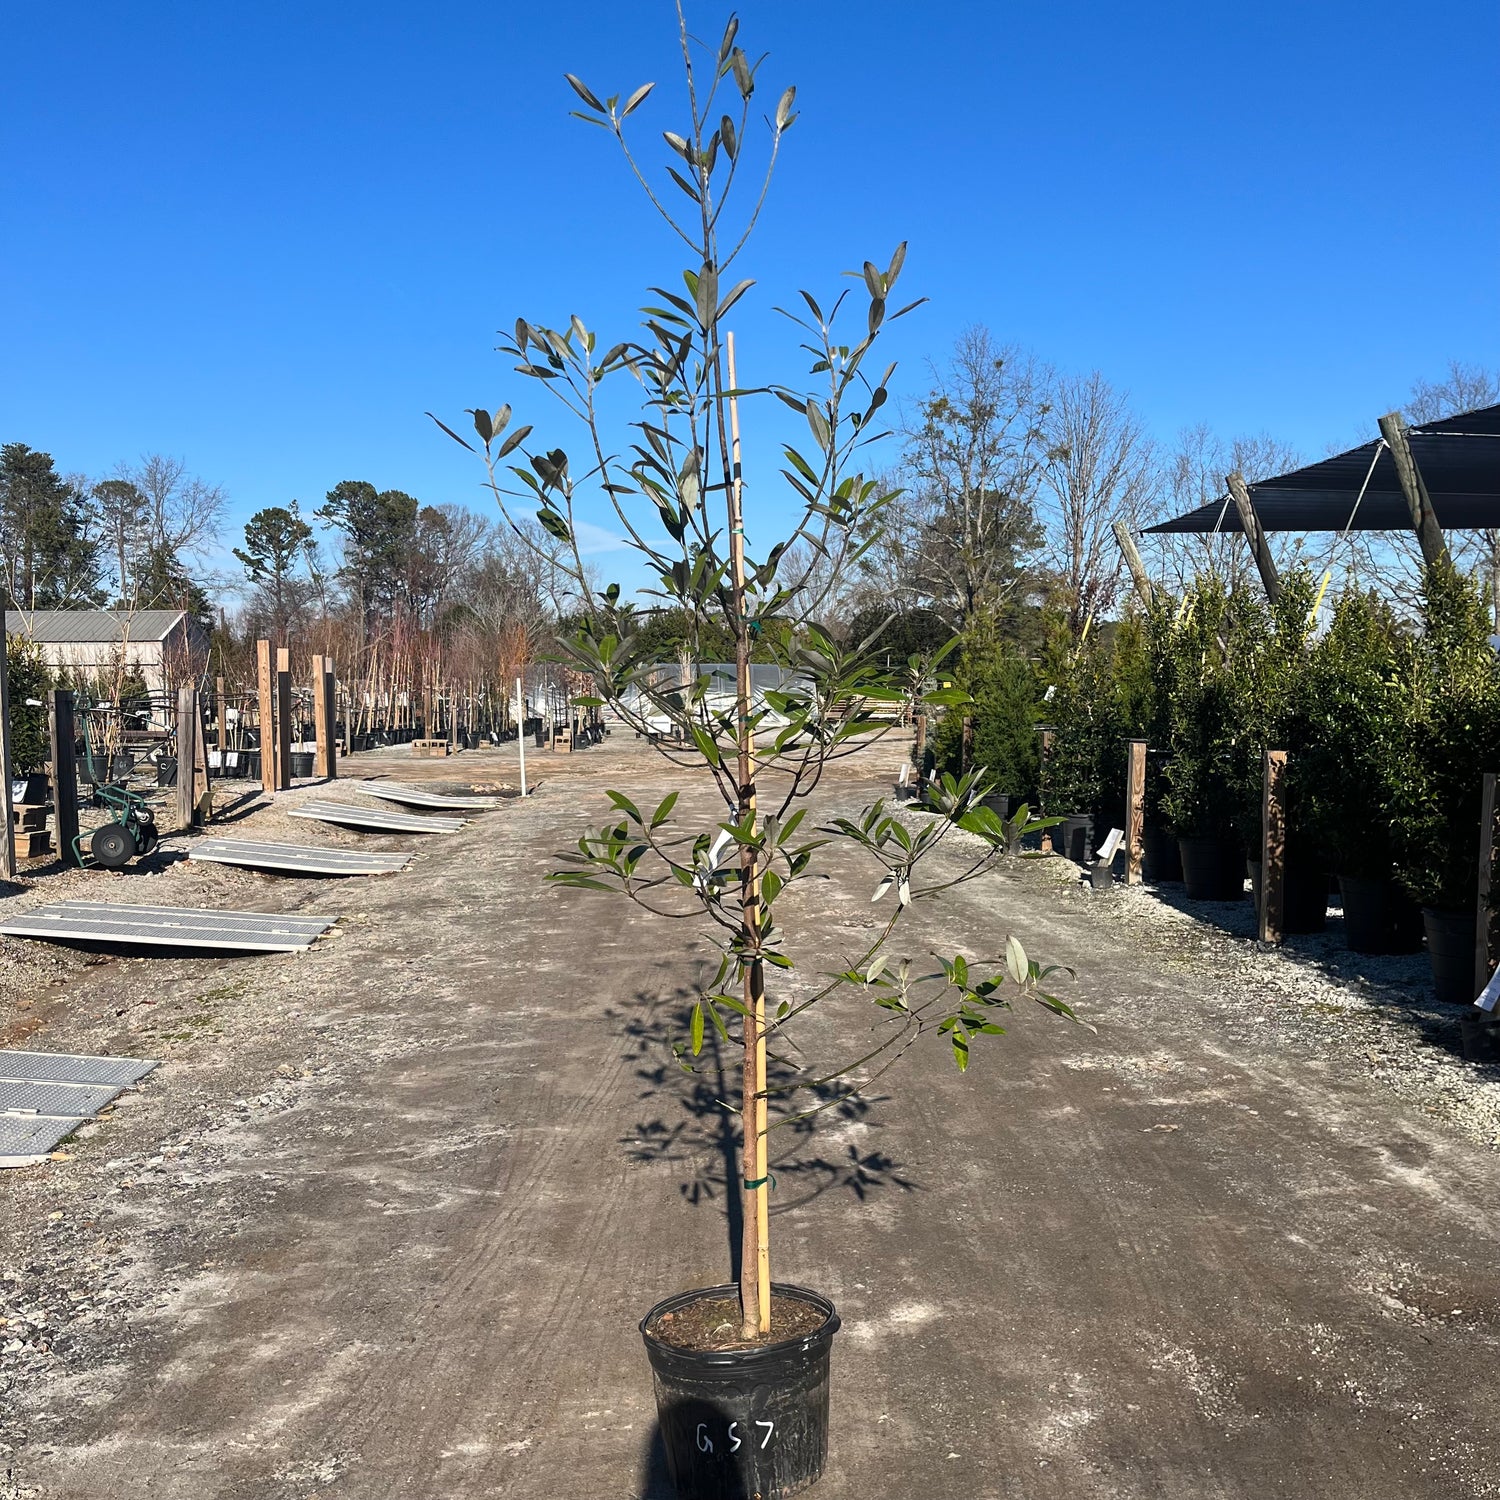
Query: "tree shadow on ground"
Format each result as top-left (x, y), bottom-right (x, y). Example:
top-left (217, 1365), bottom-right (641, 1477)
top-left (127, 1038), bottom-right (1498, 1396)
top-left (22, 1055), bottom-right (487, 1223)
top-left (608, 981), bottom-right (919, 1283)
top-left (1140, 877), bottom-right (1499, 1071)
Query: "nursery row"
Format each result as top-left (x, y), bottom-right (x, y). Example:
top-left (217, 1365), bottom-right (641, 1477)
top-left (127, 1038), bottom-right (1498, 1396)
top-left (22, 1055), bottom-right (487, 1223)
top-left (930, 561), bottom-right (1500, 1006)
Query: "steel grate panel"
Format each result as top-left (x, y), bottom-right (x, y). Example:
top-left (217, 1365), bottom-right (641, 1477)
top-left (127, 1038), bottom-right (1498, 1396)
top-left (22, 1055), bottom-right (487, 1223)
top-left (0, 1078), bottom-right (123, 1114)
top-left (0, 902), bottom-right (336, 952)
top-left (0, 1113), bottom-right (91, 1157)
top-left (0, 1050), bottom-right (158, 1086)
top-left (356, 781), bottom-right (500, 811)
top-left (189, 839), bottom-right (412, 875)
top-left (290, 800), bottom-right (464, 834)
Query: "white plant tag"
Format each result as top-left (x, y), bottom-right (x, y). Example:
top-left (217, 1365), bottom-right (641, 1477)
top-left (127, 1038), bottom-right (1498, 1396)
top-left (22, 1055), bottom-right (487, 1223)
top-left (1477, 965), bottom-right (1500, 1013)
top-left (1097, 828), bottom-right (1124, 863)
top-left (898, 764), bottom-right (910, 786)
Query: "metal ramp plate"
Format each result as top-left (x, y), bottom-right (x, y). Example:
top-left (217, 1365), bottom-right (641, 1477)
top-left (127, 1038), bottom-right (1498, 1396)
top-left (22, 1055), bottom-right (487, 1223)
top-left (0, 1048), bottom-right (159, 1169)
top-left (290, 800), bottom-right (464, 834)
top-left (0, 1078), bottom-right (124, 1114)
top-left (0, 901), bottom-right (336, 952)
top-left (189, 838), bottom-right (412, 876)
top-left (355, 781), bottom-right (500, 811)
top-left (0, 1113), bottom-right (90, 1160)
top-left (0, 1050), bottom-right (158, 1087)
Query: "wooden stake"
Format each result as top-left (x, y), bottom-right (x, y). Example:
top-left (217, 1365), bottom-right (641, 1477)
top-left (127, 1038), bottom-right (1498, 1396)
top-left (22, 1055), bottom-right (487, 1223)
top-left (275, 646), bottom-right (292, 788)
top-left (312, 654), bottom-right (332, 777)
top-left (193, 693), bottom-right (213, 821)
top-left (1476, 772), bottom-right (1497, 999)
top-left (48, 690), bottom-right (80, 867)
top-left (726, 332), bottom-right (771, 1339)
top-left (1260, 749), bottom-right (1287, 944)
top-left (176, 685), bottom-right (197, 831)
top-left (1125, 738), bottom-right (1147, 886)
top-left (1379, 411), bottom-right (1448, 570)
top-left (0, 643), bottom-right (16, 881)
top-left (1112, 520), bottom-right (1155, 608)
top-left (961, 714), bottom-right (974, 774)
top-left (1227, 472), bottom-right (1281, 605)
top-left (323, 660), bottom-right (338, 779)
top-left (257, 640), bottom-right (275, 794)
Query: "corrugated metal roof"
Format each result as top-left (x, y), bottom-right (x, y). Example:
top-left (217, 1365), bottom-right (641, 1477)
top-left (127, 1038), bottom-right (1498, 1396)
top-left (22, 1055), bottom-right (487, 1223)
top-left (3, 609), bottom-right (186, 644)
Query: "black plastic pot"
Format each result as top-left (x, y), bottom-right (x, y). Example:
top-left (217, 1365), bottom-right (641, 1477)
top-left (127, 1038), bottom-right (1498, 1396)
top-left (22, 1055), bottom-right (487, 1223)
top-left (242, 749), bottom-right (261, 780)
top-left (980, 792), bottom-right (1012, 821)
top-left (1053, 812), bottom-right (1091, 864)
top-left (11, 772), bottom-right (48, 805)
top-left (1247, 859), bottom-right (1329, 933)
top-left (110, 751), bottom-right (133, 781)
top-left (641, 1283), bottom-right (839, 1500)
top-left (1337, 875), bottom-right (1424, 955)
top-left (1422, 908), bottom-right (1477, 1005)
top-left (1178, 836), bottom-right (1245, 902)
top-left (290, 750), bottom-right (315, 778)
top-left (1460, 1010), bottom-right (1500, 1063)
top-left (156, 757), bottom-right (178, 787)
top-left (1140, 824), bottom-right (1182, 883)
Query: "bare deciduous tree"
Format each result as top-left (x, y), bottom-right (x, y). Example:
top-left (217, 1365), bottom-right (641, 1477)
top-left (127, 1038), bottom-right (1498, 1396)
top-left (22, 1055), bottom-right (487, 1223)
top-left (1039, 371), bottom-right (1157, 629)
top-left (879, 328), bottom-right (1050, 626)
top-left (122, 453), bottom-right (228, 564)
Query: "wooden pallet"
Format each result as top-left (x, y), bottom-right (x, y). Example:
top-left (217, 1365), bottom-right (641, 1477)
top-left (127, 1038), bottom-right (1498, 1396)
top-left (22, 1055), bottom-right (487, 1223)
top-left (410, 739), bottom-right (450, 758)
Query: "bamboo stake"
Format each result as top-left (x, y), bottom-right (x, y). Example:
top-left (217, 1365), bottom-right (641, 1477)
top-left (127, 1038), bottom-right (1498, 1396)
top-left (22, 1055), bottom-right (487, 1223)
top-left (726, 332), bottom-right (771, 1337)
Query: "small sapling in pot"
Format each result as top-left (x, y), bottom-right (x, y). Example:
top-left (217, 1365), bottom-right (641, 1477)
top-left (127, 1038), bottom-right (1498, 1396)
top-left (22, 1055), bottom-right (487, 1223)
top-left (434, 10), bottom-right (1082, 1493)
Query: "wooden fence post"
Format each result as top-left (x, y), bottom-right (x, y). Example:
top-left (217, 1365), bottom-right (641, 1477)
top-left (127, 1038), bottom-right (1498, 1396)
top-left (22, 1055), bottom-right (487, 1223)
top-left (0, 644), bottom-right (16, 881)
top-left (275, 646), bottom-right (292, 788)
top-left (312, 654), bottom-right (329, 777)
top-left (257, 640), bottom-right (275, 794)
top-left (1260, 749), bottom-right (1287, 944)
top-left (960, 715), bottom-right (974, 774)
top-left (322, 660), bottom-right (338, 779)
top-left (1476, 772), bottom-right (1498, 1000)
top-left (48, 689), bottom-right (80, 867)
top-left (1125, 738), bottom-right (1147, 886)
top-left (1038, 726), bottom-right (1056, 852)
top-left (176, 685), bottom-right (197, 831)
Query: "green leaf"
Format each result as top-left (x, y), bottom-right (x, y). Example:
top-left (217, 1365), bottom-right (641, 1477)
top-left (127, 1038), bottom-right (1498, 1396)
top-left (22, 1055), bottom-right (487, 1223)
top-left (537, 508), bottom-right (572, 543)
top-left (564, 74), bottom-right (605, 112)
top-left (650, 791), bottom-right (679, 828)
top-left (622, 81), bottom-right (655, 116)
top-left (470, 408), bottom-right (493, 443)
top-left (695, 262), bottom-right (718, 329)
top-left (862, 260), bottom-right (883, 299)
top-left (717, 279), bottom-right (755, 320)
top-left (425, 413), bottom-right (475, 452)
top-left (690, 1001), bottom-right (705, 1056)
top-left (774, 85), bottom-right (797, 129)
top-left (497, 424), bottom-right (533, 458)
top-left (1005, 934), bottom-right (1028, 986)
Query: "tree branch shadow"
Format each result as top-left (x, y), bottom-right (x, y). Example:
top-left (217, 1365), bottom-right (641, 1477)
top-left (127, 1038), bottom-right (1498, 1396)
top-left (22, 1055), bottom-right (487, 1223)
top-left (608, 980), bottom-right (920, 1282)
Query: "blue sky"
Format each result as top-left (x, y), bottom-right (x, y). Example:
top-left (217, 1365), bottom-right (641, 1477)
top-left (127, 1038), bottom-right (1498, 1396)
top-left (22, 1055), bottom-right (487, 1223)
top-left (4, 0), bottom-right (1496, 580)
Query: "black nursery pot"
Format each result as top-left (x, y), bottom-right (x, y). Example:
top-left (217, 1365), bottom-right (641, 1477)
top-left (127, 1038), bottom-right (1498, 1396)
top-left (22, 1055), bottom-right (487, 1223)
top-left (1178, 836), bottom-right (1245, 902)
top-left (641, 1283), bottom-right (839, 1500)
top-left (1422, 908), bottom-right (1477, 1005)
top-left (1053, 812), bottom-right (1091, 864)
top-left (1141, 823), bottom-right (1183, 883)
top-left (1247, 859), bottom-right (1329, 933)
top-left (1337, 875), bottom-right (1424, 955)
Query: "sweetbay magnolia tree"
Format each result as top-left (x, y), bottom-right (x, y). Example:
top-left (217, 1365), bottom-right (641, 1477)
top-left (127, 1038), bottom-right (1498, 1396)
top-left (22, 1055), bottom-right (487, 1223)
top-left (435, 7), bottom-right (1079, 1342)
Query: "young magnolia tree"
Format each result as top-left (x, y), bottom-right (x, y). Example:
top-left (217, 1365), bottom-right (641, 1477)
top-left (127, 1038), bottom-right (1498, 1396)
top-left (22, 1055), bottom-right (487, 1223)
top-left (434, 6), bottom-right (1078, 1341)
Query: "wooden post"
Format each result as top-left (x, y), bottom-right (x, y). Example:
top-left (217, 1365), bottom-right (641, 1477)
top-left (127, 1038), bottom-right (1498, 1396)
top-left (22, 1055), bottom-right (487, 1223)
top-left (48, 689), bottom-right (80, 868)
top-left (256, 640), bottom-right (275, 794)
top-left (1227, 471), bottom-right (1281, 605)
top-left (1260, 749), bottom-right (1287, 944)
top-left (1038, 726), bottom-right (1056, 852)
top-left (312, 654), bottom-right (330, 777)
top-left (176, 685), bottom-right (197, 831)
top-left (0, 643), bottom-right (16, 880)
top-left (214, 674), bottom-right (226, 767)
top-left (1378, 411), bottom-right (1448, 569)
top-left (193, 693), bottom-right (213, 822)
top-left (275, 646), bottom-right (292, 788)
top-left (322, 660), bottom-right (337, 779)
top-left (1112, 520), bottom-right (1155, 608)
top-left (1476, 772), bottom-right (1498, 1000)
top-left (1125, 738), bottom-right (1147, 886)
top-left (960, 714), bottom-right (974, 774)
top-left (447, 692), bottom-right (456, 754)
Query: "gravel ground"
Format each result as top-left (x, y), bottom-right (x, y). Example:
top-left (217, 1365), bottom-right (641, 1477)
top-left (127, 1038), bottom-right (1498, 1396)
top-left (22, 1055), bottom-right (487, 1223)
top-left (1, 741), bottom-right (1498, 1498)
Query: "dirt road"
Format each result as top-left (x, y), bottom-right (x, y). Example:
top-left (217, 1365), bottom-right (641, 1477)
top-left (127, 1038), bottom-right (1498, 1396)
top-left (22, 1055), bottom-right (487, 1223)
top-left (3, 736), bottom-right (1498, 1499)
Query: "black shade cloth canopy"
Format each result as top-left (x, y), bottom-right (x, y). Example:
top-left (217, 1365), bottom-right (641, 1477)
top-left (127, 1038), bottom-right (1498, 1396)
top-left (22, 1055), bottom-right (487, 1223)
top-left (1144, 403), bottom-right (1500, 534)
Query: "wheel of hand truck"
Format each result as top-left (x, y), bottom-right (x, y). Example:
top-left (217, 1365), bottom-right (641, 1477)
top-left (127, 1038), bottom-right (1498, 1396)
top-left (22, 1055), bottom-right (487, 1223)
top-left (91, 823), bottom-right (137, 869)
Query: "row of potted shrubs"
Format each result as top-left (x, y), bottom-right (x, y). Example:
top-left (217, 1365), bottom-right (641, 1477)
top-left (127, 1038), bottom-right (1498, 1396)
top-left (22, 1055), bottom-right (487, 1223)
top-left (933, 562), bottom-right (1500, 1004)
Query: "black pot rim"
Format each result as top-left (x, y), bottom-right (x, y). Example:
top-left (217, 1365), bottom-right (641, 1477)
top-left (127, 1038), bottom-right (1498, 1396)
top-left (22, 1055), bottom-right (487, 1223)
top-left (640, 1282), bottom-right (839, 1368)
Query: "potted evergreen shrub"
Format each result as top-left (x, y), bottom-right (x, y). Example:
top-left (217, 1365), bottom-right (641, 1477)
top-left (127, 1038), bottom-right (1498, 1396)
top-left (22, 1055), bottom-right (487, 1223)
top-left (434, 15), bottom-right (1080, 1494)
top-left (1040, 631), bottom-right (1118, 864)
top-left (1158, 576), bottom-right (1251, 901)
top-left (1384, 562), bottom-right (1500, 1001)
top-left (1291, 590), bottom-right (1422, 953)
